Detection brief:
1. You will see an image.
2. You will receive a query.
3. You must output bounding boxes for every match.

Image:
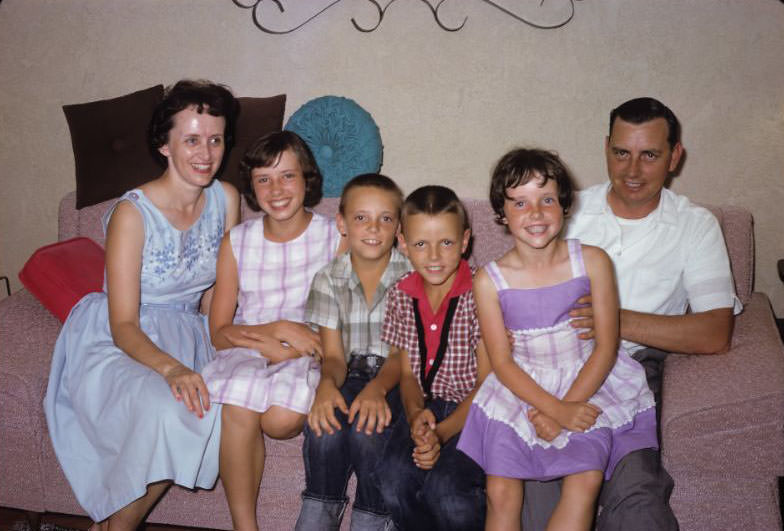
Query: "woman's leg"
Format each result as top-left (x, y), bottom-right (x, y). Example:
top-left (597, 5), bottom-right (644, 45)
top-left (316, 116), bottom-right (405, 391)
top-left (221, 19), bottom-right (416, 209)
top-left (486, 475), bottom-right (523, 531)
top-left (106, 481), bottom-right (172, 531)
top-left (546, 470), bottom-right (603, 531)
top-left (221, 404), bottom-right (265, 531)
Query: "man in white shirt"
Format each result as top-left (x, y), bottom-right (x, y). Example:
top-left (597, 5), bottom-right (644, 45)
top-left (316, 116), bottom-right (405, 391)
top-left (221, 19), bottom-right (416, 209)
top-left (524, 97), bottom-right (741, 531)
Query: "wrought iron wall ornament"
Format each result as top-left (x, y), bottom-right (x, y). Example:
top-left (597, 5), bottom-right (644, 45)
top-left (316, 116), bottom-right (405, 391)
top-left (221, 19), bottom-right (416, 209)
top-left (232, 0), bottom-right (582, 34)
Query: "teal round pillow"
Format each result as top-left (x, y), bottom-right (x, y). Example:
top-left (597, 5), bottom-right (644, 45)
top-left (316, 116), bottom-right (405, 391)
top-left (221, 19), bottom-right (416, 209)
top-left (284, 96), bottom-right (383, 197)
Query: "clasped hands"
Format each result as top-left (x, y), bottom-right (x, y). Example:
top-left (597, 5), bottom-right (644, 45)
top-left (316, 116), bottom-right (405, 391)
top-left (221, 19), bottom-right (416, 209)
top-left (528, 400), bottom-right (602, 442)
top-left (308, 379), bottom-right (391, 437)
top-left (409, 408), bottom-right (441, 470)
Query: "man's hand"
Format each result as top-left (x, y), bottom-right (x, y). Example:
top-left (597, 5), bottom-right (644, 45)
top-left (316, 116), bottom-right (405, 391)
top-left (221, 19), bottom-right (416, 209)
top-left (553, 400), bottom-right (602, 433)
top-left (348, 380), bottom-right (391, 435)
top-left (308, 379), bottom-right (348, 437)
top-left (569, 294), bottom-right (595, 340)
top-left (527, 408), bottom-right (562, 442)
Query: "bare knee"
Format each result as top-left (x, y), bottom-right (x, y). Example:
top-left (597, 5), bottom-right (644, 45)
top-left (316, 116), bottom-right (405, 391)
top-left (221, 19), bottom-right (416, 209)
top-left (486, 475), bottom-right (523, 512)
top-left (260, 406), bottom-right (306, 439)
top-left (222, 404), bottom-right (262, 431)
top-left (563, 470), bottom-right (603, 495)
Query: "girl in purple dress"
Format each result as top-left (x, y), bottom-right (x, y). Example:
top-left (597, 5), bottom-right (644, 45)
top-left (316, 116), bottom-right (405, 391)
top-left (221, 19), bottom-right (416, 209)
top-left (457, 149), bottom-right (656, 530)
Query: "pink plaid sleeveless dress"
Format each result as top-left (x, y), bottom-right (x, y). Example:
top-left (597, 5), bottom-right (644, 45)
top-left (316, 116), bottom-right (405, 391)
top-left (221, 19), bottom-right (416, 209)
top-left (458, 239), bottom-right (657, 480)
top-left (203, 212), bottom-right (341, 414)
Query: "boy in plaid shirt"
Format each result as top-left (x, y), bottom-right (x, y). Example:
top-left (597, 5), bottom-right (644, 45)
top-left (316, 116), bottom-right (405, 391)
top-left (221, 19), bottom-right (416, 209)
top-left (296, 174), bottom-right (410, 531)
top-left (377, 185), bottom-right (491, 531)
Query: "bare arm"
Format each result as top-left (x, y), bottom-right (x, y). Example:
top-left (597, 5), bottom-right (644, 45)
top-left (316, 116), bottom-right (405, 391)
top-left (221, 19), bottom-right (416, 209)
top-left (308, 326), bottom-right (349, 436)
top-left (563, 246), bottom-right (618, 402)
top-left (106, 202), bottom-right (209, 417)
top-left (620, 307), bottom-right (734, 355)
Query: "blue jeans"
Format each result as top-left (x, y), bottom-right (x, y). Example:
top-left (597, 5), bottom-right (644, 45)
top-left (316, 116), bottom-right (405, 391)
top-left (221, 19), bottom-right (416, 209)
top-left (297, 363), bottom-right (402, 530)
top-left (377, 398), bottom-right (486, 531)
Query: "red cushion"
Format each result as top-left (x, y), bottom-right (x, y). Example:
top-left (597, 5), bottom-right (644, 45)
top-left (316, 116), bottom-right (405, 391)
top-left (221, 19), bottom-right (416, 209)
top-left (19, 237), bottom-right (105, 322)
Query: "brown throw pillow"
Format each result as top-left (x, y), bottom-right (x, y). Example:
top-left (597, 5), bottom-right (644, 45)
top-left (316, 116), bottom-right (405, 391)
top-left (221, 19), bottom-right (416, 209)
top-left (219, 94), bottom-right (286, 189)
top-left (63, 85), bottom-right (165, 209)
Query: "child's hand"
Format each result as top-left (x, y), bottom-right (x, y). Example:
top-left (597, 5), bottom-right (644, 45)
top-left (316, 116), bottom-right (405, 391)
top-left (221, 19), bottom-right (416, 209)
top-left (554, 400), bottom-right (602, 432)
top-left (162, 362), bottom-right (210, 419)
top-left (408, 408), bottom-right (437, 446)
top-left (230, 330), bottom-right (300, 363)
top-left (271, 321), bottom-right (323, 359)
top-left (348, 380), bottom-right (391, 435)
top-left (412, 433), bottom-right (441, 470)
top-left (308, 379), bottom-right (348, 437)
top-left (569, 294), bottom-right (595, 340)
top-left (527, 407), bottom-right (562, 442)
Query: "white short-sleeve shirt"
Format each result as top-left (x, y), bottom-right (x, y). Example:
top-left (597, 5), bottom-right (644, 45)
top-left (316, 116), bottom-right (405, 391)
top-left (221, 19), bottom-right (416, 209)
top-left (565, 183), bottom-right (742, 353)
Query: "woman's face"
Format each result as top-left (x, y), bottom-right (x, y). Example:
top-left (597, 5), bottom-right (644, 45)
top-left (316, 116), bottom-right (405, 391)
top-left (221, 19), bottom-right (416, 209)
top-left (158, 106), bottom-right (226, 188)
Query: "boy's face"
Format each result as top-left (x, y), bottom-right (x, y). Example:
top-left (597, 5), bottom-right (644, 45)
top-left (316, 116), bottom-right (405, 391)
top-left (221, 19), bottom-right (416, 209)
top-left (398, 212), bottom-right (470, 288)
top-left (337, 186), bottom-right (400, 263)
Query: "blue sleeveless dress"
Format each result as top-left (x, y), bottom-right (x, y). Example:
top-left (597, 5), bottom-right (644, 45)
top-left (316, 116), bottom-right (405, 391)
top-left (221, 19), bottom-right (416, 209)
top-left (44, 181), bottom-right (226, 521)
top-left (458, 240), bottom-right (657, 481)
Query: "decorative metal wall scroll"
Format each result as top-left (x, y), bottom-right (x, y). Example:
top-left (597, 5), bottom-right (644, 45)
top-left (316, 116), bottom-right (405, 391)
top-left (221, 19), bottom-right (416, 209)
top-left (232, 0), bottom-right (582, 34)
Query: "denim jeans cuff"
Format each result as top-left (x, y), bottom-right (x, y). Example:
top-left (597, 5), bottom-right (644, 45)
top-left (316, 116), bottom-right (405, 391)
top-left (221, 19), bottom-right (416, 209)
top-left (295, 495), bottom-right (347, 531)
top-left (350, 507), bottom-right (396, 531)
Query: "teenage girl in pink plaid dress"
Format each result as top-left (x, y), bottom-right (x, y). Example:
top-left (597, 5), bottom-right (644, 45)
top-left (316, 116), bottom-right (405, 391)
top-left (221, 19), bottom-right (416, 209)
top-left (201, 131), bottom-right (343, 531)
top-left (457, 149), bottom-right (656, 531)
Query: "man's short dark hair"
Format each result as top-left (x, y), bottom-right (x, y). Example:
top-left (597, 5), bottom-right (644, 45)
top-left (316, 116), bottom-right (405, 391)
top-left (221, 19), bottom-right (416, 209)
top-left (610, 97), bottom-right (681, 149)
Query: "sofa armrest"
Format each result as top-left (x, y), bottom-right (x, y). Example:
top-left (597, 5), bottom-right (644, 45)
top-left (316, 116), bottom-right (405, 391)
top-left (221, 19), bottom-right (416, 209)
top-left (660, 292), bottom-right (784, 477)
top-left (0, 289), bottom-right (63, 511)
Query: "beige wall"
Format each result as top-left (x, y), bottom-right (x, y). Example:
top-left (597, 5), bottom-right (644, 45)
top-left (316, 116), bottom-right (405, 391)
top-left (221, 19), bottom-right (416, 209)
top-left (1, 0), bottom-right (783, 315)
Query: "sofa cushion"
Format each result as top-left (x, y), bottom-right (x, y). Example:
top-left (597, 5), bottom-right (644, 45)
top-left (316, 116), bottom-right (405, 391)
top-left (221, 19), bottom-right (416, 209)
top-left (219, 95), bottom-right (287, 190)
top-left (18, 237), bottom-right (105, 322)
top-left (63, 85), bottom-right (165, 209)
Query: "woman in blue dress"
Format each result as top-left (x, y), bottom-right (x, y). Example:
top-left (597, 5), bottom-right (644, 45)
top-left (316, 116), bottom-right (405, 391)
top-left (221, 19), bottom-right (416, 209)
top-left (44, 80), bottom-right (241, 530)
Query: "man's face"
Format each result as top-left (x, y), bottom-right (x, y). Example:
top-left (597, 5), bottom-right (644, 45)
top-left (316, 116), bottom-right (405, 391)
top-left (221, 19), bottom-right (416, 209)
top-left (605, 117), bottom-right (683, 219)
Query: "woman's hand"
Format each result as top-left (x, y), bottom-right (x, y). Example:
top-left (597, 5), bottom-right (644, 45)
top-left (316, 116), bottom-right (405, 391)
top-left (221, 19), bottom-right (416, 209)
top-left (553, 400), bottom-right (601, 433)
top-left (162, 362), bottom-right (211, 418)
top-left (348, 380), bottom-right (392, 435)
top-left (308, 379), bottom-right (348, 436)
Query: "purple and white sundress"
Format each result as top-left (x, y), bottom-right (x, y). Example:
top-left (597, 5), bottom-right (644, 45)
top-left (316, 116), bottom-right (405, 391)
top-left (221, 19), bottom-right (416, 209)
top-left (457, 239), bottom-right (657, 481)
top-left (203, 212), bottom-right (341, 414)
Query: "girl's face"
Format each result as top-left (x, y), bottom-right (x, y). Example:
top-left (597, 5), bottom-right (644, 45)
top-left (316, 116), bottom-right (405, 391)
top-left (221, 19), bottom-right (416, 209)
top-left (502, 174), bottom-right (564, 250)
top-left (251, 149), bottom-right (308, 225)
top-left (159, 106), bottom-right (226, 188)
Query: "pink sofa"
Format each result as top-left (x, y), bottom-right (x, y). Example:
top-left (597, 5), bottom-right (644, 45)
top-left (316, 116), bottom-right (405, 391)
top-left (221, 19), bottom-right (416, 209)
top-left (1, 191), bottom-right (782, 530)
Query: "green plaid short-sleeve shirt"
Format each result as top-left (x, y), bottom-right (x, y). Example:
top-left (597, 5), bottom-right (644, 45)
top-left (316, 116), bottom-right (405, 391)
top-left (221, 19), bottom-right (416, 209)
top-left (305, 247), bottom-right (411, 362)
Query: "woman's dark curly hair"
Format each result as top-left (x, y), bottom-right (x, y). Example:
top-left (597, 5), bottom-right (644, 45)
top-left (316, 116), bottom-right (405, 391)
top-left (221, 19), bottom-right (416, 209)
top-left (240, 131), bottom-right (323, 212)
top-left (149, 79), bottom-right (237, 159)
top-left (489, 148), bottom-right (574, 226)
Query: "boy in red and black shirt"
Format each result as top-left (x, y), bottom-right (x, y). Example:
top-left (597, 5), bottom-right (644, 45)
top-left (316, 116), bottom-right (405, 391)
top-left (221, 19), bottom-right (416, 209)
top-left (378, 185), bottom-right (491, 531)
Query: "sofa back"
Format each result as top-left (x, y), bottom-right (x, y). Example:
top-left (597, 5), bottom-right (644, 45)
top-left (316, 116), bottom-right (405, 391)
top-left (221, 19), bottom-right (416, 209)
top-left (58, 191), bottom-right (754, 305)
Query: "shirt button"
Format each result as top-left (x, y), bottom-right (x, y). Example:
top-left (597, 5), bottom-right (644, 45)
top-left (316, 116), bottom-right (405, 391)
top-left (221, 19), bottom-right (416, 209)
top-left (430, 324), bottom-right (438, 331)
top-left (429, 359), bottom-right (434, 365)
